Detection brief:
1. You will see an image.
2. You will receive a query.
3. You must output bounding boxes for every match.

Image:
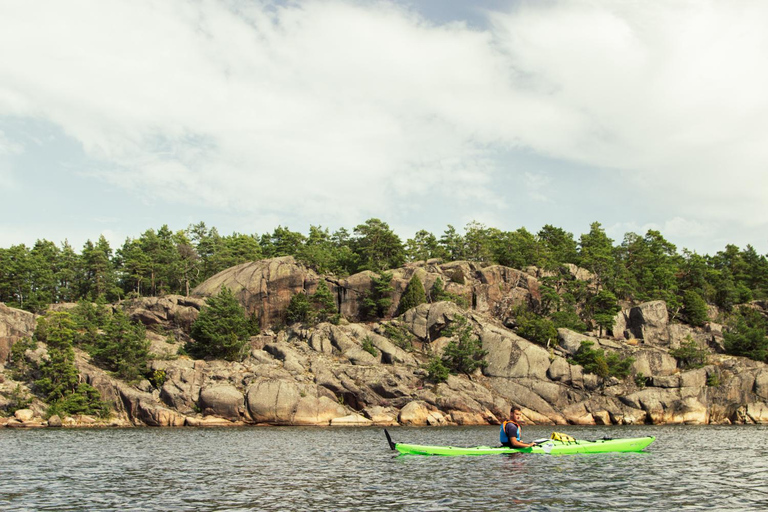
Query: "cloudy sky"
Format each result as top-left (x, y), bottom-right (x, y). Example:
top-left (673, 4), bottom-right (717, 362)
top-left (1, 0), bottom-right (767, 256)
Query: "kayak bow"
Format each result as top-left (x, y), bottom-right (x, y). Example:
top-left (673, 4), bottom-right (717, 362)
top-left (384, 429), bottom-right (654, 456)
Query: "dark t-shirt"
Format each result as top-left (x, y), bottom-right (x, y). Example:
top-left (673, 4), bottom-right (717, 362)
top-left (504, 421), bottom-right (521, 444)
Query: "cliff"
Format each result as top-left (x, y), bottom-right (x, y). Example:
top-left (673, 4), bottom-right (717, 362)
top-left (2, 257), bottom-right (767, 428)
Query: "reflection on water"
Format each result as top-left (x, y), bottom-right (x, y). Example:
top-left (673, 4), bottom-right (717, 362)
top-left (1, 425), bottom-right (767, 511)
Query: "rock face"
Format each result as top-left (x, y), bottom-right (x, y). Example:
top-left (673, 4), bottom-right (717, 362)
top-left (2, 259), bottom-right (768, 428)
top-left (0, 303), bottom-right (37, 362)
top-left (191, 257), bottom-right (540, 329)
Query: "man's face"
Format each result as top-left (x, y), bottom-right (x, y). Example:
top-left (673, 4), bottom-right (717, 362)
top-left (512, 409), bottom-right (522, 422)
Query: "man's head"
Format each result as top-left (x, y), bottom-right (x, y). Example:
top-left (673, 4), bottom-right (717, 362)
top-left (511, 406), bottom-right (522, 422)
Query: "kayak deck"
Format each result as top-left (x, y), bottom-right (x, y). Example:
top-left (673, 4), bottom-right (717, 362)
top-left (385, 430), bottom-right (655, 456)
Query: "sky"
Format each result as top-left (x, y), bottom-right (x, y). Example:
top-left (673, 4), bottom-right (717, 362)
top-left (1, 0), bottom-right (767, 257)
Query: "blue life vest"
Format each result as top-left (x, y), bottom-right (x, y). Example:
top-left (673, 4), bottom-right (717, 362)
top-left (499, 420), bottom-right (521, 444)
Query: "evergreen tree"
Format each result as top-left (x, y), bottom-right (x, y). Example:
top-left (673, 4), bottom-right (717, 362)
top-left (189, 287), bottom-right (251, 361)
top-left (682, 290), bottom-right (709, 327)
top-left (33, 311), bottom-right (109, 416)
top-left (286, 292), bottom-right (313, 324)
top-left (352, 219), bottom-right (405, 272)
top-left (91, 309), bottom-right (150, 382)
top-left (310, 280), bottom-right (337, 323)
top-left (441, 315), bottom-right (488, 376)
top-left (361, 271), bottom-right (394, 319)
top-left (397, 274), bottom-right (427, 314)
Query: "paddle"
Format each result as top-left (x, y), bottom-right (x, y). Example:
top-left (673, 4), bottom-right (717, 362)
top-left (384, 429), bottom-right (396, 451)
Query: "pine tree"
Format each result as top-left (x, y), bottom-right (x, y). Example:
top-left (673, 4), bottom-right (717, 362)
top-left (189, 287), bottom-right (251, 361)
top-left (397, 275), bottom-right (427, 314)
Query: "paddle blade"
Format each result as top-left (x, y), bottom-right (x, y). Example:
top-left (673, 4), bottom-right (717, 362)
top-left (384, 429), bottom-right (396, 450)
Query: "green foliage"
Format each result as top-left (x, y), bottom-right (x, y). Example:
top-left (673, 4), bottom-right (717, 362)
top-left (397, 275), bottom-right (427, 314)
top-left (352, 219), bottom-right (405, 273)
top-left (382, 322), bottom-right (415, 351)
top-left (513, 306), bottom-right (558, 346)
top-left (441, 316), bottom-right (488, 376)
top-left (706, 372), bottom-right (721, 387)
top-left (682, 290), bottom-right (709, 327)
top-left (550, 309), bottom-right (587, 333)
top-left (361, 336), bottom-right (378, 356)
top-left (569, 341), bottom-right (635, 380)
top-left (361, 272), bottom-right (394, 319)
top-left (3, 384), bottom-right (33, 415)
top-left (90, 310), bottom-right (150, 382)
top-left (286, 292), bottom-right (313, 324)
top-left (310, 281), bottom-right (338, 323)
top-left (33, 311), bottom-right (109, 417)
top-left (723, 307), bottom-right (768, 362)
top-left (429, 277), bottom-right (469, 308)
top-left (587, 289), bottom-right (620, 336)
top-left (634, 372), bottom-right (647, 388)
top-left (188, 287), bottom-right (251, 361)
top-left (148, 369), bottom-right (167, 389)
top-left (669, 338), bottom-right (709, 369)
top-left (425, 356), bottom-right (450, 383)
top-left (9, 337), bottom-right (35, 380)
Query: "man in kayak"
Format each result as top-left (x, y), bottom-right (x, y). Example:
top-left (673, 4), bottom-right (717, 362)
top-left (500, 406), bottom-right (537, 448)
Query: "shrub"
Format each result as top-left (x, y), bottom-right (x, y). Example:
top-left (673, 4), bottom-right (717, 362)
top-left (441, 316), bottom-right (488, 376)
top-left (550, 309), bottom-right (587, 333)
top-left (188, 287), bottom-right (251, 361)
top-left (682, 291), bottom-right (709, 327)
top-left (723, 307), bottom-right (768, 362)
top-left (361, 272), bottom-right (394, 319)
top-left (669, 338), bottom-right (709, 369)
top-left (90, 310), bottom-right (150, 383)
top-left (425, 356), bottom-right (449, 383)
top-left (311, 281), bottom-right (337, 323)
top-left (361, 336), bottom-right (378, 356)
top-left (397, 275), bottom-right (427, 314)
top-left (286, 292), bottom-right (313, 324)
top-left (514, 306), bottom-right (558, 346)
top-left (33, 311), bottom-right (109, 416)
top-left (569, 341), bottom-right (635, 380)
top-left (382, 323), bottom-right (414, 351)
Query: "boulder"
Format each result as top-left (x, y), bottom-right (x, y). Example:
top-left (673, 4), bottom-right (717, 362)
top-left (401, 302), bottom-right (463, 341)
top-left (612, 300), bottom-right (670, 345)
top-left (483, 327), bottom-right (551, 380)
top-left (199, 384), bottom-right (245, 421)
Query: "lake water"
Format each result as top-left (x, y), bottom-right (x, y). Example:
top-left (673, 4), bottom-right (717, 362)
top-left (1, 424), bottom-right (767, 511)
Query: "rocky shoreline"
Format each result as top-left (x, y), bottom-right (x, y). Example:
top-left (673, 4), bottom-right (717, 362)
top-left (2, 256), bottom-right (767, 428)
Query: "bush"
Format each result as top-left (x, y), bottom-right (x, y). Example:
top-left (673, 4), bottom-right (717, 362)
top-left (682, 291), bottom-right (709, 327)
top-left (569, 341), bottom-right (635, 380)
top-left (723, 307), bottom-right (768, 362)
top-left (361, 272), bottom-right (394, 319)
top-left (382, 323), bottom-right (414, 351)
top-left (361, 336), bottom-right (378, 356)
top-left (441, 316), bottom-right (488, 376)
top-left (397, 275), bottom-right (427, 314)
top-left (188, 287), bottom-right (251, 361)
top-left (550, 309), bottom-right (587, 333)
top-left (90, 310), bottom-right (150, 383)
top-left (669, 338), bottom-right (709, 369)
top-left (33, 311), bottom-right (109, 417)
top-left (286, 292), bottom-right (313, 324)
top-left (425, 356), bottom-right (449, 383)
top-left (514, 306), bottom-right (558, 346)
top-left (311, 281), bottom-right (337, 323)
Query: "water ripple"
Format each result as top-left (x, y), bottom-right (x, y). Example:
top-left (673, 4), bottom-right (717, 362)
top-left (2, 425), bottom-right (768, 511)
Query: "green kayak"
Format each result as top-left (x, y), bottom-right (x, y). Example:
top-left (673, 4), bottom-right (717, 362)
top-left (385, 430), bottom-right (654, 456)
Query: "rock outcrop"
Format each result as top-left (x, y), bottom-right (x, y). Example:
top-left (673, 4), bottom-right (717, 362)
top-left (2, 258), bottom-right (768, 428)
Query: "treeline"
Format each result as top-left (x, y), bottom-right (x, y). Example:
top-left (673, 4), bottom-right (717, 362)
top-left (2, 218), bottom-right (768, 321)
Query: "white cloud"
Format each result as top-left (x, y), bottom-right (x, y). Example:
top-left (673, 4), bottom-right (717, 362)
top-left (0, 0), bottom-right (767, 254)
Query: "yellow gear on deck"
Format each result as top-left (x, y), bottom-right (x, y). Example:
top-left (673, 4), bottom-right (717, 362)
top-left (550, 432), bottom-right (576, 443)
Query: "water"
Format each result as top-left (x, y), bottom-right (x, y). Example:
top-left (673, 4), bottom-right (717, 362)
top-left (1, 425), bottom-right (767, 511)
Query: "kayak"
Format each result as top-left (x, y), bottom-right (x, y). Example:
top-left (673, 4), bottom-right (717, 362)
top-left (384, 430), bottom-right (654, 456)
